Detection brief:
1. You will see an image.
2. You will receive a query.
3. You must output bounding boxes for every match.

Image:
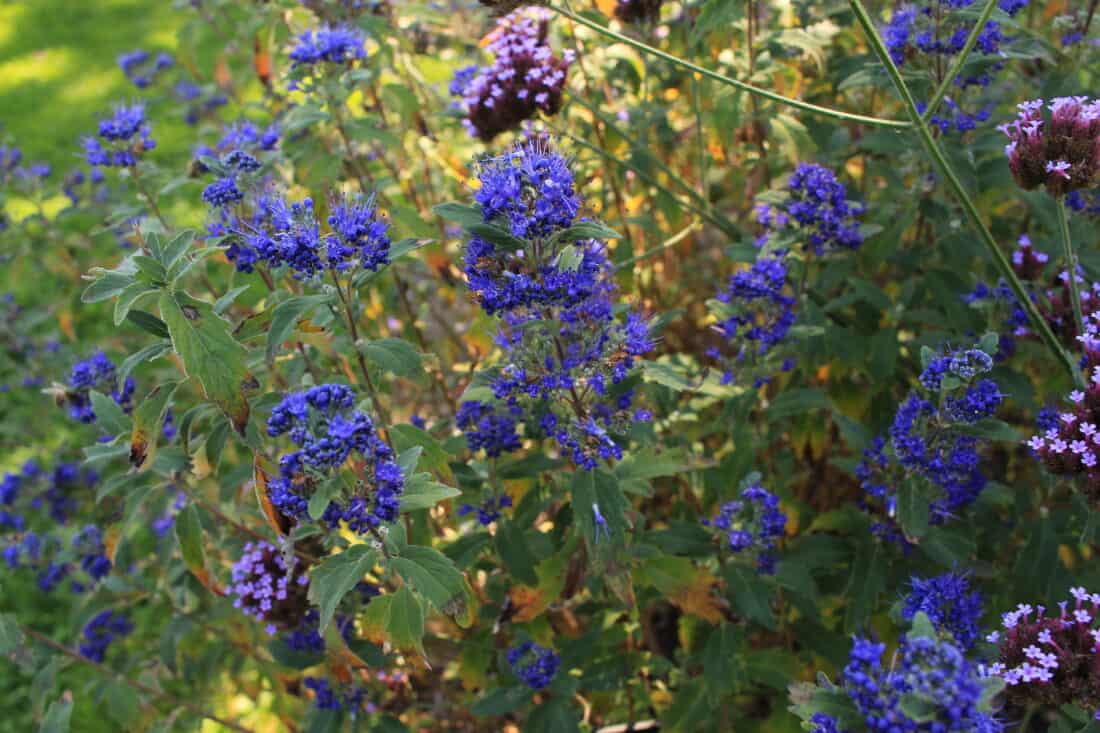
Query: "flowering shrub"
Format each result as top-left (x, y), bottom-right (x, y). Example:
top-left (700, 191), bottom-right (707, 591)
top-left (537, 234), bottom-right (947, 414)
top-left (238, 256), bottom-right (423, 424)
top-left (1, 0), bottom-right (1099, 731)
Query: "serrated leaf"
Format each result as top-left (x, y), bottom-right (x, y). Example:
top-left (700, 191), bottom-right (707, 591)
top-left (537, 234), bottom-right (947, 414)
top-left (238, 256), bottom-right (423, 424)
top-left (161, 230), bottom-right (195, 269)
top-left (390, 423), bottom-right (453, 479)
top-left (359, 338), bottom-right (422, 377)
top-left (389, 545), bottom-right (469, 623)
top-left (118, 341), bottom-right (171, 386)
top-left (159, 290), bottom-right (257, 435)
top-left (89, 391), bottom-right (130, 436)
top-left (308, 545), bottom-right (379, 632)
top-left (549, 221), bottom-right (621, 244)
top-left (385, 585), bottom-right (425, 659)
top-left (266, 294), bottom-right (330, 364)
top-left (126, 310), bottom-right (170, 338)
top-left (129, 381), bottom-right (180, 469)
top-left (113, 282), bottom-right (157, 327)
top-left (399, 473), bottom-right (461, 511)
top-left (432, 202), bottom-right (483, 228)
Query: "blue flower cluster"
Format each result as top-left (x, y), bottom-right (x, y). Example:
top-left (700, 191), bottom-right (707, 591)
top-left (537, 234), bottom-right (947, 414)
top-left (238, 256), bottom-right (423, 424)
top-left (83, 103), bottom-right (156, 168)
top-left (456, 400), bottom-right (522, 458)
top-left (460, 140), bottom-right (653, 470)
top-left (78, 610), bottom-right (134, 662)
top-left (701, 483), bottom-right (787, 574)
top-left (207, 186), bottom-right (390, 277)
top-left (304, 676), bottom-right (369, 714)
top-left (755, 163), bottom-right (865, 254)
top-left (1068, 188), bottom-right (1100, 217)
top-left (857, 345), bottom-right (1003, 544)
top-left (67, 351), bottom-right (134, 423)
top-left (902, 572), bottom-right (984, 649)
top-left (507, 640), bottom-right (561, 690)
top-left (457, 494), bottom-right (514, 526)
top-left (842, 634), bottom-right (1002, 731)
top-left (884, 0), bottom-right (1029, 133)
top-left (195, 119), bottom-right (280, 162)
top-left (289, 24), bottom-right (366, 69)
top-left (266, 384), bottom-right (405, 534)
top-left (809, 713), bottom-right (847, 733)
top-left (284, 609), bottom-right (355, 653)
top-left (707, 254), bottom-right (796, 386)
top-left (173, 80), bottom-right (228, 126)
top-left (117, 49), bottom-right (173, 88)
top-left (228, 541), bottom-right (311, 635)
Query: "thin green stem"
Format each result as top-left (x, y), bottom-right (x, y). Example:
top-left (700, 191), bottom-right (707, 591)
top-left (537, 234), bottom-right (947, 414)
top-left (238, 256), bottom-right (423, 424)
top-left (1058, 196), bottom-right (1084, 341)
top-left (846, 0), bottom-right (1082, 386)
top-left (615, 220), bottom-right (699, 270)
top-left (921, 0), bottom-right (999, 122)
top-left (550, 5), bottom-right (912, 129)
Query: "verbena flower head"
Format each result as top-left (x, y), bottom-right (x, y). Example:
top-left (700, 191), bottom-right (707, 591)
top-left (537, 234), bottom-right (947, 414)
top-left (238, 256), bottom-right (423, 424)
top-left (1001, 97), bottom-right (1100, 196)
top-left (614, 0), bottom-right (663, 23)
top-left (229, 541), bottom-right (311, 635)
top-left (986, 589), bottom-right (1100, 711)
top-left (701, 482), bottom-right (786, 574)
top-left (289, 24), bottom-right (366, 67)
top-left (902, 572), bottom-right (984, 649)
top-left (78, 610), bottom-right (133, 662)
top-left (857, 343), bottom-right (1003, 544)
top-left (83, 103), bottom-right (155, 168)
top-left (756, 163), bottom-right (864, 254)
top-left (66, 352), bottom-right (134, 423)
top-left (266, 385), bottom-right (405, 534)
top-left (460, 139), bottom-right (652, 470)
top-left (842, 633), bottom-right (1003, 731)
top-left (508, 640), bottom-right (560, 689)
top-left (450, 8), bottom-right (574, 141)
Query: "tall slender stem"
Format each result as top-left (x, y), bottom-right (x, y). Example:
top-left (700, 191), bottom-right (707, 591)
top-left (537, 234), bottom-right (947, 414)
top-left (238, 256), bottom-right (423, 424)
top-left (921, 0), bottom-right (999, 122)
top-left (846, 0), bottom-right (1082, 386)
top-left (330, 269), bottom-right (392, 425)
top-left (549, 5), bottom-right (911, 129)
top-left (1058, 197), bottom-right (1084, 341)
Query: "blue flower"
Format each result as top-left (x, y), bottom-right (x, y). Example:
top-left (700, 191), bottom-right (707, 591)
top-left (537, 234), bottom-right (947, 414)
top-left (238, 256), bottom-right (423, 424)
top-left (902, 572), bottom-right (984, 649)
top-left (289, 24), bottom-right (366, 67)
top-left (702, 483), bottom-right (787, 574)
top-left (508, 641), bottom-right (561, 690)
top-left (79, 610), bottom-right (133, 662)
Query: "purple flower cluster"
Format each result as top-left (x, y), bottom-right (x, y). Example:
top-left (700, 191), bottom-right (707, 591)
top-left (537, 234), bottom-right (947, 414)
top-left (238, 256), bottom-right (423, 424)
top-left (460, 140), bottom-right (652, 470)
top-left (66, 351), bottom-right (134, 423)
top-left (72, 524), bottom-right (112, 586)
top-left (755, 163), bottom-right (864, 254)
top-left (857, 345), bottom-right (1003, 544)
top-left (78, 610), bottom-right (133, 663)
top-left (884, 0), bottom-right (1029, 133)
top-left (82, 103), bottom-right (156, 168)
top-left (842, 634), bottom-right (1002, 731)
top-left (508, 640), bottom-right (560, 690)
top-left (902, 572), bottom-right (984, 649)
top-left (1001, 97), bottom-right (1100, 196)
top-left (228, 541), bottom-right (311, 635)
top-left (986, 588), bottom-right (1100, 711)
top-left (266, 384), bottom-right (405, 534)
top-left (117, 49), bottom-right (173, 88)
top-left (450, 8), bottom-right (574, 141)
top-left (701, 483), bottom-right (787, 574)
top-left (289, 24), bottom-right (366, 68)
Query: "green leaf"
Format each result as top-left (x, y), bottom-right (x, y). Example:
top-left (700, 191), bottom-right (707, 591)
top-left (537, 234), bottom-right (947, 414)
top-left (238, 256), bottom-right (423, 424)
top-left (81, 268), bottom-right (136, 304)
top-left (89, 391), bottom-right (131, 436)
top-left (266, 294), bottom-right (330, 364)
top-left (469, 686), bottom-right (532, 717)
top-left (174, 504), bottom-right (206, 573)
top-left (549, 221), bottom-right (622, 244)
top-left (129, 381), bottom-right (180, 469)
top-left (159, 290), bottom-right (257, 434)
top-left (385, 585), bottom-right (425, 658)
top-left (360, 338), bottom-right (422, 377)
top-left (723, 564), bottom-right (775, 629)
top-left (0, 613), bottom-right (23, 654)
top-left (308, 477), bottom-right (342, 521)
top-left (214, 284), bottom-right (251, 315)
top-left (161, 230), bottom-right (195, 270)
top-left (527, 696), bottom-right (582, 733)
top-left (113, 282), bottom-right (157, 327)
top-left (908, 611), bottom-right (937, 640)
top-left (389, 545), bottom-right (468, 622)
top-left (38, 695), bottom-right (72, 733)
top-left (308, 545), bottom-right (379, 631)
top-left (768, 388), bottom-right (831, 420)
top-left (118, 341), bottom-right (171, 386)
top-left (390, 424), bottom-right (452, 479)
top-left (466, 222), bottom-right (526, 252)
top-left (30, 656), bottom-right (59, 720)
top-left (399, 473), bottom-right (461, 511)
top-left (493, 520), bottom-right (538, 585)
top-left (896, 480), bottom-right (930, 540)
top-left (126, 310), bottom-right (170, 338)
top-left (432, 202), bottom-right (483, 229)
